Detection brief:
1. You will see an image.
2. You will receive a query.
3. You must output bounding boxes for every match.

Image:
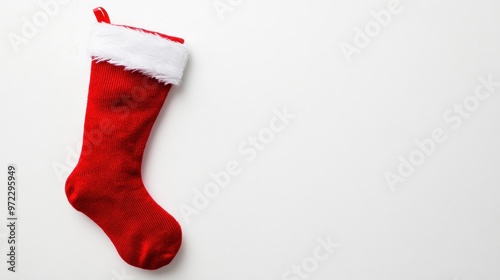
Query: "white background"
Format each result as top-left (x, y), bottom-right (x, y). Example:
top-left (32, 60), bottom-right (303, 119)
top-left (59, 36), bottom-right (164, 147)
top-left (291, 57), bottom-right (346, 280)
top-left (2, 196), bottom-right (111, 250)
top-left (1, 0), bottom-right (500, 279)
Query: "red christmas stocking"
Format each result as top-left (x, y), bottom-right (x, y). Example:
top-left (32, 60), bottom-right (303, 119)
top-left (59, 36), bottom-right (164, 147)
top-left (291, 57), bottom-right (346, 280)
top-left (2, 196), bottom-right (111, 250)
top-left (65, 7), bottom-right (188, 270)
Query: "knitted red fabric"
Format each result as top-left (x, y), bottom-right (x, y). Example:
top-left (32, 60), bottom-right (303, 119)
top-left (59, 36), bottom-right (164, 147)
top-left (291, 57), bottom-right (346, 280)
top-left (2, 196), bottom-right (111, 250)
top-left (65, 8), bottom-right (186, 270)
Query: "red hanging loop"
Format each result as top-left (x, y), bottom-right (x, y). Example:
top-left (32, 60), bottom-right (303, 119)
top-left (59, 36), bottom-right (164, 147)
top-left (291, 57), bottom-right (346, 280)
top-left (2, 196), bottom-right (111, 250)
top-left (93, 7), bottom-right (110, 23)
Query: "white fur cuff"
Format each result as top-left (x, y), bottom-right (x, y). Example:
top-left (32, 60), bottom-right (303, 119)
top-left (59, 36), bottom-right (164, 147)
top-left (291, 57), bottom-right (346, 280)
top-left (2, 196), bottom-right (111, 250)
top-left (88, 23), bottom-right (188, 86)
